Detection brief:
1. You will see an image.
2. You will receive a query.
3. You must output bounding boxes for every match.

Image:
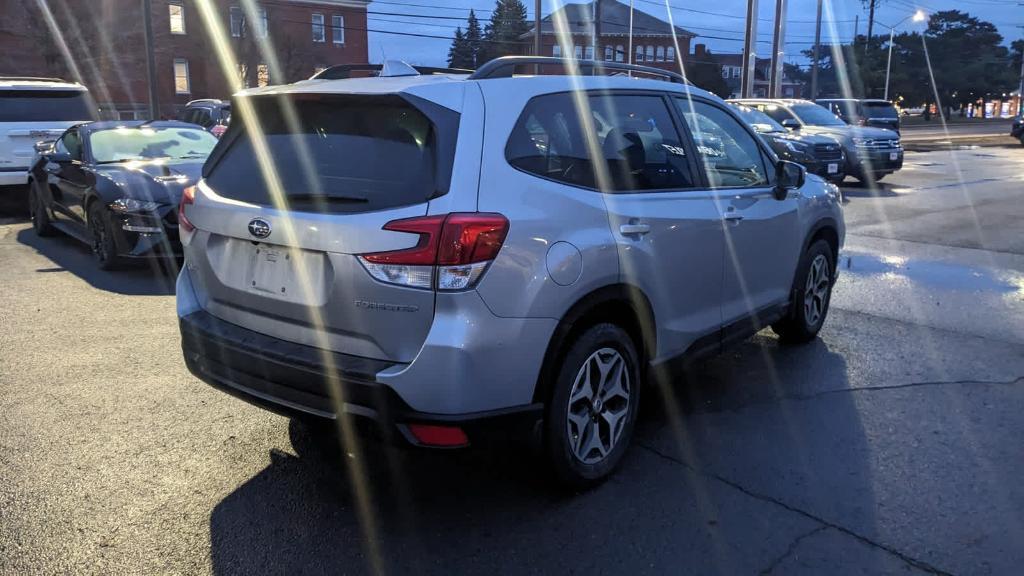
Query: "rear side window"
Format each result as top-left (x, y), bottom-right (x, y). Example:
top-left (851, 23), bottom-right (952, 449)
top-left (862, 102), bottom-right (898, 119)
top-left (505, 92), bottom-right (695, 192)
top-left (0, 89), bottom-right (93, 122)
top-left (204, 94), bottom-right (458, 213)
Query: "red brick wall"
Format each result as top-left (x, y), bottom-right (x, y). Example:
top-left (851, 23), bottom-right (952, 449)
top-left (0, 0), bottom-right (369, 119)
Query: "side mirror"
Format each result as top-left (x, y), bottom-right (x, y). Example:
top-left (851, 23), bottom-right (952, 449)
top-left (34, 140), bottom-right (55, 153)
top-left (781, 119), bottom-right (801, 130)
top-left (47, 152), bottom-right (73, 164)
top-left (774, 160), bottom-right (805, 200)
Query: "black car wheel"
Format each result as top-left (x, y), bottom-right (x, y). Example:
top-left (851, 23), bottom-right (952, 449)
top-left (28, 182), bottom-right (56, 237)
top-left (544, 323), bottom-right (641, 489)
top-left (773, 239), bottom-right (835, 344)
top-left (88, 203), bottom-right (124, 270)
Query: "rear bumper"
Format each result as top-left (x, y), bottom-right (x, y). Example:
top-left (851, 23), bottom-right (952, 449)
top-left (179, 309), bottom-right (544, 447)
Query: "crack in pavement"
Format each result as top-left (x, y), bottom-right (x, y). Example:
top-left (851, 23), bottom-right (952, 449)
top-left (686, 377), bottom-right (1024, 417)
top-left (637, 442), bottom-right (955, 576)
top-left (758, 525), bottom-right (830, 575)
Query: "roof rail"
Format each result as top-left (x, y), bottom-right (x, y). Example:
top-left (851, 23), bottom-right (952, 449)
top-left (0, 76), bottom-right (72, 83)
top-left (468, 57), bottom-right (689, 85)
top-left (184, 98), bottom-right (225, 106)
top-left (310, 63), bottom-right (472, 81)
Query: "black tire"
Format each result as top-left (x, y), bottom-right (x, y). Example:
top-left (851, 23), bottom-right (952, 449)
top-left (28, 181), bottom-right (56, 237)
top-left (87, 202), bottom-right (124, 270)
top-left (773, 239), bottom-right (835, 344)
top-left (544, 323), bottom-right (641, 489)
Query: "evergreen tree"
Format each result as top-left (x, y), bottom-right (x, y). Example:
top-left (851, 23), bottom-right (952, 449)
top-left (465, 10), bottom-right (484, 68)
top-left (481, 0), bottom-right (530, 64)
top-left (447, 27), bottom-right (469, 69)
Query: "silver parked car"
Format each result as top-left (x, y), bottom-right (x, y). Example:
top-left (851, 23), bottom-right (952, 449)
top-left (177, 57), bottom-right (845, 487)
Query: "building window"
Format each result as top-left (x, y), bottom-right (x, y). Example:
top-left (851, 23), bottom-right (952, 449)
top-left (667, 46), bottom-right (675, 62)
top-left (574, 45), bottom-right (582, 59)
top-left (312, 13), bottom-right (325, 43)
top-left (230, 6), bottom-right (243, 38)
top-left (615, 44), bottom-right (624, 62)
top-left (331, 15), bottom-right (344, 45)
top-left (256, 8), bottom-right (267, 39)
top-left (173, 59), bottom-right (190, 94)
top-left (635, 45), bottom-right (643, 63)
top-left (552, 44), bottom-right (561, 57)
top-left (645, 46), bottom-right (654, 63)
top-left (584, 46), bottom-right (594, 60)
top-left (169, 3), bottom-right (185, 34)
top-left (732, 66), bottom-right (741, 78)
top-left (721, 66), bottom-right (729, 79)
top-left (656, 46), bottom-right (665, 62)
top-left (604, 45), bottom-right (613, 61)
top-left (237, 63), bottom-right (249, 88)
top-left (257, 63), bottom-right (269, 87)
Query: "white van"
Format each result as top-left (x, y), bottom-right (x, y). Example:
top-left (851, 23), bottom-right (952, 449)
top-left (0, 77), bottom-right (94, 187)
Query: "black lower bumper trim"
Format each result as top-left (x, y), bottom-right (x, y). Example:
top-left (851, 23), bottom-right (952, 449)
top-left (180, 310), bottom-right (543, 446)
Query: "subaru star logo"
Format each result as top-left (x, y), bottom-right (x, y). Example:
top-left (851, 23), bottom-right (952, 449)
top-left (247, 218), bottom-right (271, 239)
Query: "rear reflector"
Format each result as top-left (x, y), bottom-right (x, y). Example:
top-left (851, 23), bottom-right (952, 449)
top-left (179, 185), bottom-right (196, 234)
top-left (406, 424), bottom-right (469, 447)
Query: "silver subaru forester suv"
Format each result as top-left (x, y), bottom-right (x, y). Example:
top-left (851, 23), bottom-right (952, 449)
top-left (177, 58), bottom-right (844, 487)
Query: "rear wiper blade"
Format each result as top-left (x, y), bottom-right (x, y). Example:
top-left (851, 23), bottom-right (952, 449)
top-left (285, 193), bottom-right (369, 203)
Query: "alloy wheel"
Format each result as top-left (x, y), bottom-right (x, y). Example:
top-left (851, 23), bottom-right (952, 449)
top-left (803, 254), bottom-right (830, 327)
top-left (566, 347), bottom-right (631, 464)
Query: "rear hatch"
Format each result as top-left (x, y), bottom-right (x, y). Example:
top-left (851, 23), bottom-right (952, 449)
top-left (861, 101), bottom-right (900, 132)
top-left (185, 91), bottom-right (461, 363)
top-left (0, 87), bottom-right (93, 171)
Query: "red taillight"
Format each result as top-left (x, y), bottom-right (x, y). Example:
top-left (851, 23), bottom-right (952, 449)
top-left (179, 185), bottom-right (196, 233)
top-left (406, 424), bottom-right (469, 447)
top-left (358, 213), bottom-right (509, 291)
top-left (211, 124), bottom-right (227, 138)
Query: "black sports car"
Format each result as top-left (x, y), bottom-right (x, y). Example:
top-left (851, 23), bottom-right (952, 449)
top-left (729, 103), bottom-right (847, 184)
top-left (27, 121), bottom-right (217, 269)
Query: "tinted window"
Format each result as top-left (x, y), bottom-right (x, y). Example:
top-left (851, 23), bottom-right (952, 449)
top-left (862, 101), bottom-right (899, 119)
top-left (204, 94), bottom-right (458, 214)
top-left (89, 126), bottom-right (217, 163)
top-left (755, 103), bottom-right (798, 124)
top-left (506, 93), bottom-right (695, 192)
top-left (677, 100), bottom-right (769, 188)
top-left (58, 130), bottom-right (83, 160)
top-left (0, 90), bottom-right (93, 122)
top-left (729, 104), bottom-right (786, 133)
top-left (789, 103), bottom-right (846, 127)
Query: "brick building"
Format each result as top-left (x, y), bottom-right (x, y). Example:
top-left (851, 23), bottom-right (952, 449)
top-left (693, 44), bottom-right (803, 99)
top-left (0, 0), bottom-right (369, 119)
top-left (523, 0), bottom-right (695, 71)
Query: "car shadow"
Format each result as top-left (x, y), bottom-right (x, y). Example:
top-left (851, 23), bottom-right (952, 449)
top-left (207, 328), bottom-right (883, 574)
top-left (839, 180), bottom-right (901, 199)
top-left (16, 227), bottom-right (178, 296)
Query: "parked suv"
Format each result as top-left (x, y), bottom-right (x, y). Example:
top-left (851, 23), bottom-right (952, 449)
top-left (729, 102), bottom-right (846, 184)
top-left (178, 58), bottom-right (845, 486)
top-left (1, 77), bottom-right (94, 188)
top-left (817, 98), bottom-right (901, 133)
top-left (178, 99), bottom-right (231, 138)
top-left (733, 98), bottom-right (903, 183)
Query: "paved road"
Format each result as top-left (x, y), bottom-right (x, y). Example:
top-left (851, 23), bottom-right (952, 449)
top-left (901, 119), bottom-right (1014, 141)
top-left (2, 148), bottom-right (1023, 575)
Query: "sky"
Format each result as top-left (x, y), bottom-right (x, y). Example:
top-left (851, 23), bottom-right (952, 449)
top-left (366, 0), bottom-right (1024, 67)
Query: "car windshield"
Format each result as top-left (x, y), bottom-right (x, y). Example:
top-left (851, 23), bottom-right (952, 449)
top-left (790, 103), bottom-right (847, 127)
top-left (88, 126), bottom-right (218, 163)
top-left (0, 89), bottom-right (94, 122)
top-left (862, 101), bottom-right (899, 119)
top-left (729, 104), bottom-right (786, 133)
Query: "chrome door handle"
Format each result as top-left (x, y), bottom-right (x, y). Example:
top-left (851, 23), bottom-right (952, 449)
top-left (619, 223), bottom-right (651, 236)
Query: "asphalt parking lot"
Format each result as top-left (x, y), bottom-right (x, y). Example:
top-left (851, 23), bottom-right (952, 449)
top-left (2, 143), bottom-right (1023, 575)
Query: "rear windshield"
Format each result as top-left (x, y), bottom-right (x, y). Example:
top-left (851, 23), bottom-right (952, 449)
top-left (862, 102), bottom-right (899, 119)
top-left (790, 103), bottom-right (847, 127)
top-left (0, 89), bottom-right (93, 122)
top-left (204, 94), bottom-right (458, 214)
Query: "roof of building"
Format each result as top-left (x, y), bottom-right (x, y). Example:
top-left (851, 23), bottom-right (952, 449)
top-left (525, 0), bottom-right (696, 39)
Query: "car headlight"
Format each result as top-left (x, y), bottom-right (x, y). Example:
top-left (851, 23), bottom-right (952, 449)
top-left (109, 198), bottom-right (161, 213)
top-left (783, 140), bottom-right (810, 153)
top-left (851, 137), bottom-right (870, 147)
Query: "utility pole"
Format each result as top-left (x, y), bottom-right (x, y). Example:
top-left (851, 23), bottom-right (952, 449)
top-left (141, 0), bottom-right (159, 119)
top-left (865, 0), bottom-right (876, 55)
top-left (768, 0), bottom-right (787, 98)
top-left (534, 0), bottom-right (541, 56)
top-left (740, 0), bottom-right (759, 98)
top-left (628, 0), bottom-right (634, 65)
top-left (810, 0), bottom-right (822, 99)
top-left (593, 0), bottom-right (602, 62)
top-left (853, 15), bottom-right (859, 48)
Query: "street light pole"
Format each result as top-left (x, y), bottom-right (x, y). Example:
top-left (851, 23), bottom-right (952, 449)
top-left (740, 0), bottom-right (758, 98)
top-left (884, 25), bottom-right (895, 100)
top-left (810, 0), bottom-right (822, 100)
